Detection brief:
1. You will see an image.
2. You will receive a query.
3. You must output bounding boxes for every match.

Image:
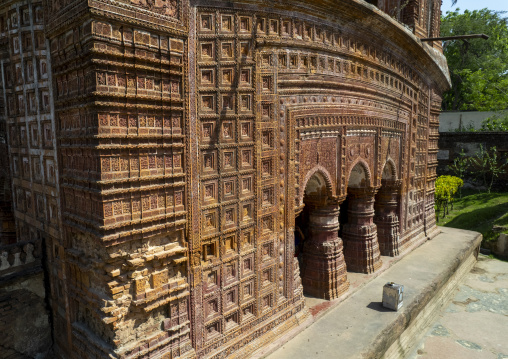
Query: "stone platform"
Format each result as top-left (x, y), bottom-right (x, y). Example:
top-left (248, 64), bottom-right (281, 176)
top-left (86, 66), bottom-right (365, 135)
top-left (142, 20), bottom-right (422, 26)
top-left (254, 227), bottom-right (482, 359)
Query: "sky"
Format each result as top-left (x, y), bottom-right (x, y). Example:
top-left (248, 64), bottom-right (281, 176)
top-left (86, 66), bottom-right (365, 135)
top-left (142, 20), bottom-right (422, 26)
top-left (441, 0), bottom-right (508, 14)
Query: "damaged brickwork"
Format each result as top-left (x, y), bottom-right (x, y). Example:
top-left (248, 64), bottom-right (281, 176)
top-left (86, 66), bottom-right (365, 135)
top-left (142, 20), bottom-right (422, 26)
top-left (0, 0), bottom-right (450, 358)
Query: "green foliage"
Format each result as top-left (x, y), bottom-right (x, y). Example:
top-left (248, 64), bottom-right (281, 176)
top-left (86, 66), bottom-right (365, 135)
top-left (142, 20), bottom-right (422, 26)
top-left (480, 111), bottom-right (508, 132)
top-left (441, 9), bottom-right (508, 111)
top-left (437, 190), bottom-right (508, 245)
top-left (447, 149), bottom-right (470, 197)
top-left (453, 122), bottom-right (477, 132)
top-left (435, 175), bottom-right (464, 219)
top-left (469, 145), bottom-right (506, 193)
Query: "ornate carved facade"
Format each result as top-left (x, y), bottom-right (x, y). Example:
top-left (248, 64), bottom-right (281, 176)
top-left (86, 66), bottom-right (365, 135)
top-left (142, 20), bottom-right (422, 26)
top-left (0, 0), bottom-right (449, 358)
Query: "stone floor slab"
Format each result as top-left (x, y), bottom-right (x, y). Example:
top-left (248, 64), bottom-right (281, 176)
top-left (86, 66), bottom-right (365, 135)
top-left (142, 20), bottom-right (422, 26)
top-left (258, 227), bottom-right (482, 359)
top-left (412, 255), bottom-right (508, 359)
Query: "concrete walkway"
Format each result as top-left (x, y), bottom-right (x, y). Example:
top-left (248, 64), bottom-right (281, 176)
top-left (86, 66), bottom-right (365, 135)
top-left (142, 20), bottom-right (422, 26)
top-left (262, 227), bottom-right (482, 359)
top-left (410, 255), bottom-right (508, 359)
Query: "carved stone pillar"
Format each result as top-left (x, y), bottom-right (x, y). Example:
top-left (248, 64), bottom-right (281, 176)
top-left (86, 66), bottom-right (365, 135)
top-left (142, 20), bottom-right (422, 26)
top-left (374, 180), bottom-right (401, 256)
top-left (343, 187), bottom-right (382, 274)
top-left (301, 200), bottom-right (349, 300)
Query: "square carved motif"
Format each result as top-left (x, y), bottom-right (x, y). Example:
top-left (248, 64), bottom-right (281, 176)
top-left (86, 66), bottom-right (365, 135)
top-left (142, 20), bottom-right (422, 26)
top-left (240, 149), bottom-right (252, 168)
top-left (222, 69), bottom-right (233, 86)
top-left (242, 257), bottom-right (253, 277)
top-left (203, 182), bottom-right (217, 203)
top-left (269, 19), bottom-right (278, 34)
top-left (240, 68), bottom-right (251, 86)
top-left (200, 14), bottom-right (213, 31)
top-left (240, 94), bottom-right (251, 112)
top-left (205, 322), bottom-right (220, 341)
top-left (202, 151), bottom-right (216, 172)
top-left (278, 53), bottom-right (287, 68)
top-left (223, 206), bottom-right (236, 229)
top-left (262, 268), bottom-right (272, 285)
top-left (240, 41), bottom-right (251, 57)
top-left (222, 122), bottom-right (234, 140)
top-left (223, 261), bottom-right (237, 284)
top-left (224, 287), bottom-right (237, 309)
top-left (202, 241), bottom-right (217, 261)
top-left (240, 122), bottom-right (251, 139)
top-left (257, 18), bottom-right (265, 33)
top-left (262, 187), bottom-right (273, 207)
top-left (151, 270), bottom-right (168, 289)
top-left (202, 121), bottom-right (215, 141)
top-left (262, 293), bottom-right (272, 311)
top-left (261, 130), bottom-right (273, 148)
top-left (261, 54), bottom-right (271, 67)
top-left (261, 215), bottom-right (273, 233)
top-left (201, 43), bottom-right (214, 60)
top-left (262, 103), bottom-right (271, 118)
top-left (201, 95), bottom-right (215, 112)
top-left (221, 42), bottom-right (233, 59)
top-left (261, 242), bottom-right (273, 259)
top-left (201, 69), bottom-right (214, 86)
top-left (282, 21), bottom-right (290, 35)
top-left (243, 303), bottom-right (255, 320)
top-left (222, 150), bottom-right (235, 170)
top-left (204, 269), bottom-right (218, 289)
top-left (223, 235), bottom-right (236, 254)
top-left (225, 312), bottom-right (239, 331)
top-left (241, 230), bottom-right (253, 250)
top-left (222, 94), bottom-right (234, 112)
top-left (241, 176), bottom-right (252, 196)
top-left (223, 179), bottom-right (235, 199)
top-left (221, 15), bottom-right (233, 32)
top-left (203, 211), bottom-right (218, 233)
top-left (262, 159), bottom-right (272, 177)
top-left (242, 281), bottom-right (254, 301)
top-left (241, 203), bottom-right (253, 223)
top-left (240, 17), bottom-right (250, 32)
top-left (206, 298), bottom-right (219, 318)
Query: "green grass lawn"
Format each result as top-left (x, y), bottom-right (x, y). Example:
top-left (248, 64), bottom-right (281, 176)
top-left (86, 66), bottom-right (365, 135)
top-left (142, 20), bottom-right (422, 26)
top-left (436, 190), bottom-right (508, 242)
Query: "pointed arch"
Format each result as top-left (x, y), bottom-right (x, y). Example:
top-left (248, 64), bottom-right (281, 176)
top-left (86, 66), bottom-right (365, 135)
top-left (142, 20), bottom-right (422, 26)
top-left (381, 158), bottom-right (397, 181)
top-left (347, 159), bottom-right (372, 188)
top-left (300, 165), bottom-right (334, 206)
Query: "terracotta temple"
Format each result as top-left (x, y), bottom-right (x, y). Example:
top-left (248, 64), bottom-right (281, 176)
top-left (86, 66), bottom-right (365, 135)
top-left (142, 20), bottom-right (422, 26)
top-left (0, 0), bottom-right (450, 358)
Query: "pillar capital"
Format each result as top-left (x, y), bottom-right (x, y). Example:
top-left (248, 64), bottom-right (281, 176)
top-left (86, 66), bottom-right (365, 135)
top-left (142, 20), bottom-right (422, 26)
top-left (347, 186), bottom-right (379, 199)
top-left (381, 179), bottom-right (402, 191)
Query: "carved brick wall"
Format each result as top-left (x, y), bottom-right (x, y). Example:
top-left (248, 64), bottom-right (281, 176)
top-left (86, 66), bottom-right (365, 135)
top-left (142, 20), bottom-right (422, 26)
top-left (0, 0), bottom-right (449, 358)
top-left (41, 0), bottom-right (193, 357)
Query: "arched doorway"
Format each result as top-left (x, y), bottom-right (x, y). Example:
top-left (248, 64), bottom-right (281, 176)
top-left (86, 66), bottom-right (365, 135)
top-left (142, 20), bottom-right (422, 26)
top-left (296, 171), bottom-right (349, 300)
top-left (342, 162), bottom-right (382, 274)
top-left (374, 161), bottom-right (402, 256)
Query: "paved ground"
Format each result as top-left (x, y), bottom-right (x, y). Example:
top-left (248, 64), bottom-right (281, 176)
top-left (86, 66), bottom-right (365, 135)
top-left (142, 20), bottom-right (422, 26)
top-left (263, 228), bottom-right (482, 359)
top-left (410, 255), bottom-right (508, 359)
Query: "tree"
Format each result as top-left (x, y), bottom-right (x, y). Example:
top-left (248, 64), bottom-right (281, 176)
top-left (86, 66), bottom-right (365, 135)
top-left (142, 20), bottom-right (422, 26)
top-left (441, 9), bottom-right (508, 111)
top-left (447, 149), bottom-right (469, 197)
top-left (469, 145), bottom-right (506, 193)
top-left (435, 175), bottom-right (463, 219)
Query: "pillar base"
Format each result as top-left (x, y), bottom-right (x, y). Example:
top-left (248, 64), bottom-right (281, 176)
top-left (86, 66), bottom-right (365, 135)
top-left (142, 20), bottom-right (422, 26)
top-left (342, 187), bottom-right (382, 274)
top-left (302, 236), bottom-right (350, 299)
top-left (342, 225), bottom-right (382, 274)
top-left (301, 204), bottom-right (349, 300)
top-left (375, 180), bottom-right (402, 257)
